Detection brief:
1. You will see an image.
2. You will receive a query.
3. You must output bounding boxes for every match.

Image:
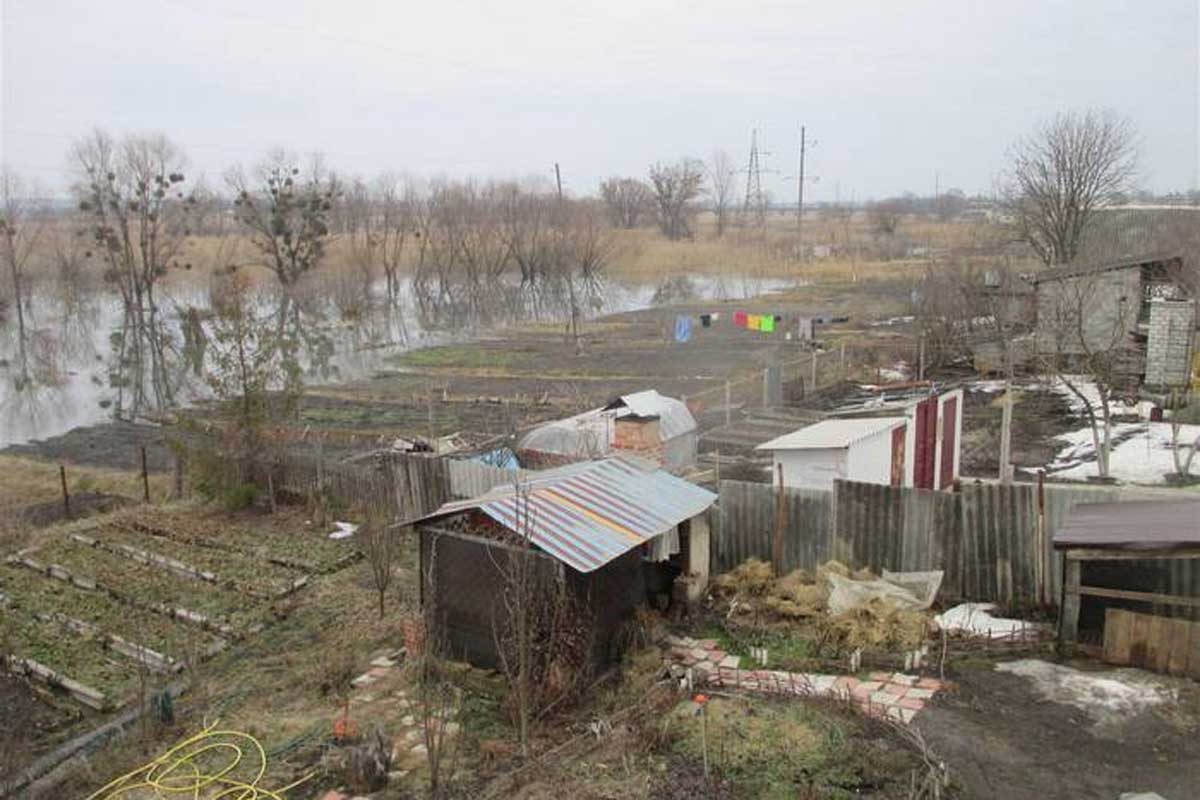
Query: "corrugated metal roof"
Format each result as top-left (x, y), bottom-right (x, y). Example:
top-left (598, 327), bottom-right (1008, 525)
top-left (755, 417), bottom-right (907, 451)
top-left (417, 457), bottom-right (716, 573)
top-left (1053, 499), bottom-right (1200, 550)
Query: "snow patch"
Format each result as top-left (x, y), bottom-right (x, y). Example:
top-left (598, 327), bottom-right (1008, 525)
top-left (995, 659), bottom-right (1175, 730)
top-left (934, 603), bottom-right (1042, 637)
top-left (328, 521), bottom-right (359, 540)
top-left (1044, 421), bottom-right (1200, 484)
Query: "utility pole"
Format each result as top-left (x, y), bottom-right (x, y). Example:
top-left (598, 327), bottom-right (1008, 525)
top-left (554, 162), bottom-right (563, 200)
top-left (797, 125), bottom-right (807, 255)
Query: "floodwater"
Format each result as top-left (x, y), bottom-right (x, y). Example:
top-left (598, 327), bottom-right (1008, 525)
top-left (0, 273), bottom-right (791, 449)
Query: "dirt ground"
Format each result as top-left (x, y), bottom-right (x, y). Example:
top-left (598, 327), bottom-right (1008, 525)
top-left (958, 385), bottom-right (1080, 479)
top-left (919, 658), bottom-right (1200, 800)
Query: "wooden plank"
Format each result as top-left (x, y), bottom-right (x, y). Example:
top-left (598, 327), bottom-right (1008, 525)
top-left (1077, 585), bottom-right (1200, 609)
top-left (1103, 608), bottom-right (1134, 666)
top-left (1188, 623), bottom-right (1200, 679)
top-left (1166, 617), bottom-right (1192, 676)
top-left (1142, 615), bottom-right (1170, 673)
top-left (1064, 548), bottom-right (1200, 562)
top-left (1060, 560), bottom-right (1082, 646)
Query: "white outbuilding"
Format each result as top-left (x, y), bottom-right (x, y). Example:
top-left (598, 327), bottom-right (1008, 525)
top-left (755, 417), bottom-right (909, 492)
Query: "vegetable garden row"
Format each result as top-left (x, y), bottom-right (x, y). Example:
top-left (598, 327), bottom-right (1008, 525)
top-left (1, 510), bottom-right (359, 713)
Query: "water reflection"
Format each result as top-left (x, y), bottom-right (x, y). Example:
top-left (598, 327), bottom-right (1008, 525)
top-left (0, 272), bottom-right (791, 448)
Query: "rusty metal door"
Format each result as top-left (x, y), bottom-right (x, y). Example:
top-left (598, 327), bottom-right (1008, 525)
top-left (914, 397), bottom-right (937, 489)
top-left (940, 395), bottom-right (958, 489)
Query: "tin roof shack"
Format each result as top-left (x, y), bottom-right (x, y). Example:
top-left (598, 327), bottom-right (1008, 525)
top-left (517, 390), bottom-right (698, 472)
top-left (1031, 253), bottom-right (1196, 387)
top-left (416, 458), bottom-right (716, 672)
top-left (1056, 499), bottom-right (1200, 678)
top-left (756, 418), bottom-right (908, 492)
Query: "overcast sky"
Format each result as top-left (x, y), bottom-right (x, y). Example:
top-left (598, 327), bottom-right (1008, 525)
top-left (1, 0), bottom-right (1197, 200)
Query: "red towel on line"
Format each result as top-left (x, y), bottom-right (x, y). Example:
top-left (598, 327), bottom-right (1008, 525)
top-left (734, 310), bottom-right (747, 327)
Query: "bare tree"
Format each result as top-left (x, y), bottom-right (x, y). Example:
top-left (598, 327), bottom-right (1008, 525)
top-left (72, 130), bottom-right (196, 414)
top-left (360, 514), bottom-right (400, 619)
top-left (348, 173), bottom-right (414, 307)
top-left (706, 150), bottom-right (737, 238)
top-left (228, 151), bottom-right (341, 290)
top-left (1170, 394), bottom-right (1200, 481)
top-left (1005, 109), bottom-right (1138, 266)
top-left (868, 199), bottom-right (903, 236)
top-left (598, 177), bottom-right (651, 229)
top-left (0, 169), bottom-right (47, 389)
top-left (1038, 270), bottom-right (1142, 479)
top-left (648, 159), bottom-right (705, 241)
top-left (488, 482), bottom-right (591, 758)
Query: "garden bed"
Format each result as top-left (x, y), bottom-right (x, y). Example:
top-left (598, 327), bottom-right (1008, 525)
top-left (119, 509), bottom-right (359, 573)
top-left (15, 541), bottom-right (264, 633)
top-left (0, 564), bottom-right (226, 664)
top-left (1, 612), bottom-right (139, 709)
top-left (81, 523), bottom-right (308, 597)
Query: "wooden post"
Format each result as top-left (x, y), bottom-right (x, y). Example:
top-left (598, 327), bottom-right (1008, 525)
top-left (773, 463), bottom-right (786, 570)
top-left (724, 381), bottom-right (731, 426)
top-left (1059, 556), bottom-right (1082, 650)
top-left (427, 382), bottom-right (436, 447)
top-left (1036, 469), bottom-right (1046, 605)
top-left (999, 382), bottom-right (1014, 483)
top-left (60, 465), bottom-right (70, 516)
top-left (810, 351), bottom-right (818, 390)
top-left (839, 341), bottom-right (846, 378)
top-left (918, 336), bottom-right (926, 381)
top-left (172, 451), bottom-right (184, 500)
top-left (140, 447), bottom-right (150, 503)
top-left (714, 449), bottom-right (721, 484)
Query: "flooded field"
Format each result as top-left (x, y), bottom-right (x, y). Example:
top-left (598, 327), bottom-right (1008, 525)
top-left (0, 272), bottom-right (795, 449)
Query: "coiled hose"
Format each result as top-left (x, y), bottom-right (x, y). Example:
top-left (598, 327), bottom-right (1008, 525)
top-left (85, 721), bottom-right (314, 799)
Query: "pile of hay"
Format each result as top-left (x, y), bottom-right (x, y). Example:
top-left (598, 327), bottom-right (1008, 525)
top-left (710, 558), bottom-right (931, 652)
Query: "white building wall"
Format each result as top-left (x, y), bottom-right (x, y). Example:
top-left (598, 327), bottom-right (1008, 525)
top-left (845, 430), bottom-right (895, 485)
top-left (773, 448), bottom-right (847, 491)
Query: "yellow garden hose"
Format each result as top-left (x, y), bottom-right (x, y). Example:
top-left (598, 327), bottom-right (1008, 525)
top-left (85, 722), bottom-right (314, 800)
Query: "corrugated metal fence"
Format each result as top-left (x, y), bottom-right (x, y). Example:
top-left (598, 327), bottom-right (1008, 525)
top-left (713, 478), bottom-right (1185, 607)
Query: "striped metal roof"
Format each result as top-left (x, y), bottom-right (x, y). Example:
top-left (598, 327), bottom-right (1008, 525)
top-left (417, 457), bottom-right (716, 573)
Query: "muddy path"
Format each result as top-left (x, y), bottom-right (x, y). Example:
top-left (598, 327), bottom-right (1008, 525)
top-left (918, 659), bottom-right (1200, 800)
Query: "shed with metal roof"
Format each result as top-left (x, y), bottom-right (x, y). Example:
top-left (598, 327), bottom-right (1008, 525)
top-left (756, 417), bottom-right (909, 492)
top-left (415, 457), bottom-right (716, 670)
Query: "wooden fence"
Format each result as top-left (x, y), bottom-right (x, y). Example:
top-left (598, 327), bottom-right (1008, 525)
top-left (713, 478), bottom-right (1191, 608)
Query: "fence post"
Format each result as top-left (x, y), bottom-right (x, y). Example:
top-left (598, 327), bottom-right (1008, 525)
top-left (60, 465), bottom-right (70, 516)
top-left (140, 446), bottom-right (150, 503)
top-left (724, 381), bottom-right (731, 425)
top-left (810, 351), bottom-right (818, 390)
top-left (172, 451), bottom-right (184, 500)
top-left (839, 342), bottom-right (846, 378)
top-left (773, 464), bottom-right (785, 569)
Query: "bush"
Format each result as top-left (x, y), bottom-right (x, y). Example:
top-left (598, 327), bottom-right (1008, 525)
top-left (221, 483), bottom-right (259, 511)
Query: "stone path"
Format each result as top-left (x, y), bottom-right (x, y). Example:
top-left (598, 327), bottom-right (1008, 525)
top-left (663, 634), bottom-right (944, 724)
top-left (319, 649), bottom-right (460, 799)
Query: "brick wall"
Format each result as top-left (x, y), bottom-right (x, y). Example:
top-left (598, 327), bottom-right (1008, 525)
top-left (1145, 299), bottom-right (1197, 388)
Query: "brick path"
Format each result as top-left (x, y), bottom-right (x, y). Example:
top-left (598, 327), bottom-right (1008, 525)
top-left (664, 635), bottom-right (943, 724)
